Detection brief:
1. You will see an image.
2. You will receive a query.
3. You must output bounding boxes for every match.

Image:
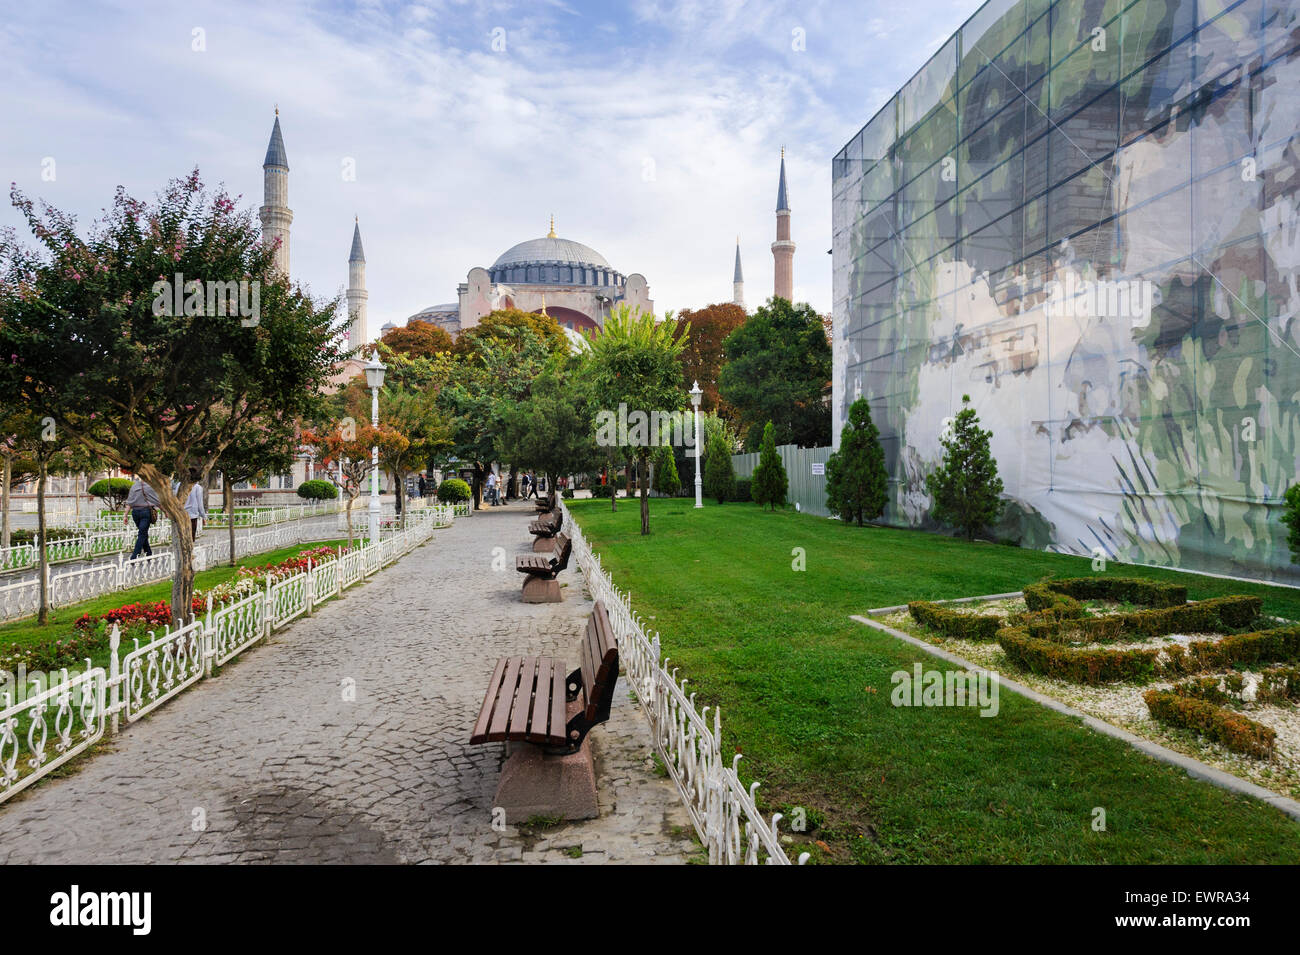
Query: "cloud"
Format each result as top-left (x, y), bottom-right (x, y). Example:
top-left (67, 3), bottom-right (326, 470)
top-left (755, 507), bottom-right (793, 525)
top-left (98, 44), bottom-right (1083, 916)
top-left (0, 0), bottom-right (984, 333)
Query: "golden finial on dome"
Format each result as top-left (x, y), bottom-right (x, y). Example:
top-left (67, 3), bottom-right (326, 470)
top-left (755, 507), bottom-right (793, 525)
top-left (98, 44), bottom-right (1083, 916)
top-left (547, 214), bottom-right (556, 239)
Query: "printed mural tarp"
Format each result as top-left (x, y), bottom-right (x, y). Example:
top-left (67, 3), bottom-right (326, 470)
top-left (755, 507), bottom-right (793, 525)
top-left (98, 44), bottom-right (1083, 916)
top-left (832, 0), bottom-right (1300, 582)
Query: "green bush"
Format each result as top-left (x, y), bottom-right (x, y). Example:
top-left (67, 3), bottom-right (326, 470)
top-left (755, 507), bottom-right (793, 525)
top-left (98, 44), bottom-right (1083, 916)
top-left (1285, 483), bottom-right (1300, 564)
top-left (437, 478), bottom-right (472, 503)
top-left (907, 601), bottom-right (1001, 641)
top-left (296, 479), bottom-right (339, 500)
top-left (1017, 595), bottom-right (1263, 644)
top-left (732, 478), bottom-right (752, 502)
top-left (925, 395), bottom-right (1003, 539)
top-left (653, 446), bottom-right (681, 497)
top-left (1034, 576), bottom-right (1187, 608)
top-left (703, 431), bottom-right (735, 504)
top-left (997, 628), bottom-right (1160, 684)
top-left (590, 484), bottom-right (615, 499)
top-left (826, 397), bottom-right (888, 525)
top-left (9, 527), bottom-right (84, 545)
top-left (1182, 625), bottom-right (1300, 672)
top-left (750, 421), bottom-right (788, 511)
top-left (1143, 690), bottom-right (1276, 759)
top-left (88, 477), bottom-right (133, 509)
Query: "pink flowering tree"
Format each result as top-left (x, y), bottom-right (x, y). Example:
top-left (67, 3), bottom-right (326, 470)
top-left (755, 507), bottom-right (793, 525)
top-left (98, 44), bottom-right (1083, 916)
top-left (0, 171), bottom-right (347, 623)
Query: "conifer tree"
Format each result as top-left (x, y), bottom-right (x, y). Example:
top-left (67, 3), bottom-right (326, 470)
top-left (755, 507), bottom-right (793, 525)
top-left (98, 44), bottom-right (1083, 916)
top-left (750, 421), bottom-right (787, 511)
top-left (925, 394), bottom-right (1004, 540)
top-left (826, 397), bottom-right (888, 525)
top-left (653, 444), bottom-right (681, 497)
top-left (703, 430), bottom-right (734, 504)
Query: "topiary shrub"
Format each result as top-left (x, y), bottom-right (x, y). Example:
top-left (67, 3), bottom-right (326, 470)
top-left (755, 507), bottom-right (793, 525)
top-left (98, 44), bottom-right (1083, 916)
top-left (703, 431), bottom-right (735, 504)
top-left (997, 627), bottom-right (1160, 684)
top-left (751, 421), bottom-right (788, 511)
top-left (88, 477), bottom-right (133, 510)
top-left (732, 478), bottom-right (752, 502)
top-left (653, 446), bottom-right (681, 497)
top-left (296, 479), bottom-right (339, 500)
top-left (1143, 690), bottom-right (1276, 759)
top-left (926, 394), bottom-right (1003, 539)
top-left (826, 396), bottom-right (888, 525)
top-left (437, 478), bottom-right (472, 503)
top-left (907, 601), bottom-right (1001, 640)
top-left (590, 484), bottom-right (615, 499)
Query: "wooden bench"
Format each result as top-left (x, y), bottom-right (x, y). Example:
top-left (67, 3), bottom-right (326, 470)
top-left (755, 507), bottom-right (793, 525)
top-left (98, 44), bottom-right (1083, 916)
top-left (528, 510), bottom-right (562, 552)
top-left (516, 533), bottom-right (571, 602)
top-left (469, 602), bottom-right (618, 820)
top-left (534, 490), bottom-right (557, 514)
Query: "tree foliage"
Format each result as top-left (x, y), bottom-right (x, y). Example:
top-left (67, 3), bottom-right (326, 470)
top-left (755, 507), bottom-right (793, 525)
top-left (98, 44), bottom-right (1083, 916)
top-left (0, 171), bottom-right (346, 620)
top-left (674, 303), bottom-right (746, 421)
top-left (453, 308), bottom-right (568, 358)
top-left (497, 356), bottom-right (599, 487)
top-left (718, 298), bottom-right (831, 451)
top-left (582, 305), bottom-right (688, 535)
top-left (750, 421), bottom-right (788, 511)
top-left (379, 321), bottom-right (454, 359)
top-left (703, 430), bottom-right (735, 505)
top-left (925, 394), bottom-right (1004, 541)
top-left (826, 397), bottom-right (889, 526)
top-left (653, 444), bottom-right (681, 496)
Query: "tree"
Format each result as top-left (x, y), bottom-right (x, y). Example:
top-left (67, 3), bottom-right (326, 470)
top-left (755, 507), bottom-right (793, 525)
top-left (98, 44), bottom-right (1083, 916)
top-left (379, 321), bottom-right (453, 359)
top-left (1283, 484), bottom-right (1300, 564)
top-left (925, 394), bottom-right (1004, 541)
top-left (718, 297), bottom-right (831, 450)
top-left (88, 477), bottom-right (133, 511)
top-left (653, 444), bottom-right (681, 497)
top-left (302, 417), bottom-right (400, 546)
top-left (674, 303), bottom-right (746, 421)
top-left (751, 421), bottom-right (788, 511)
top-left (439, 327), bottom-right (552, 509)
top-left (497, 356), bottom-right (599, 492)
top-left (0, 172), bottom-right (347, 623)
top-left (703, 430), bottom-right (735, 504)
top-left (825, 397), bottom-right (889, 526)
top-left (583, 305), bottom-right (689, 535)
top-left (215, 414), bottom-right (297, 566)
top-left (453, 308), bottom-right (569, 358)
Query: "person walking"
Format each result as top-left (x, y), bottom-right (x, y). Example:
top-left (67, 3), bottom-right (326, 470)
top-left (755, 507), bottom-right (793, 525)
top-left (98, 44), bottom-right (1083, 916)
top-left (175, 468), bottom-right (207, 540)
top-left (527, 472), bottom-right (539, 499)
top-left (123, 476), bottom-right (160, 559)
top-left (486, 469), bottom-right (499, 506)
top-left (417, 473), bottom-right (427, 499)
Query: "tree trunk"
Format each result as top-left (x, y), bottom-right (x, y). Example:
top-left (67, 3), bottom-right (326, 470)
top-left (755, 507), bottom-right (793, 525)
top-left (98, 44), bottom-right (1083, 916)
top-left (36, 460), bottom-right (48, 625)
top-left (394, 468), bottom-right (404, 517)
top-left (139, 465), bottom-right (195, 625)
top-left (1, 451), bottom-right (11, 549)
top-left (345, 491), bottom-right (355, 548)
top-left (472, 463), bottom-right (484, 510)
top-left (224, 477), bottom-right (236, 566)
top-left (639, 450), bottom-right (650, 536)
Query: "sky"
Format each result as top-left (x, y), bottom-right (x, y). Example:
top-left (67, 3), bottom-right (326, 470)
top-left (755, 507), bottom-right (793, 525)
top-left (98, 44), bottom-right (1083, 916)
top-left (0, 0), bottom-right (984, 339)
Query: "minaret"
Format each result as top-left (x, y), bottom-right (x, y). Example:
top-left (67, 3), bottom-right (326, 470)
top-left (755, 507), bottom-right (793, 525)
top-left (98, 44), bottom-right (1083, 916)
top-left (347, 218), bottom-right (368, 349)
top-left (733, 237), bottom-right (745, 308)
top-left (259, 111), bottom-right (292, 275)
top-left (772, 148), bottom-right (795, 301)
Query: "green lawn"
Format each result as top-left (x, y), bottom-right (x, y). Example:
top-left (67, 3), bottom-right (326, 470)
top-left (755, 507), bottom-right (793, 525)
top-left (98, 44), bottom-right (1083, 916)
top-left (0, 540), bottom-right (349, 652)
top-left (569, 498), bottom-right (1300, 864)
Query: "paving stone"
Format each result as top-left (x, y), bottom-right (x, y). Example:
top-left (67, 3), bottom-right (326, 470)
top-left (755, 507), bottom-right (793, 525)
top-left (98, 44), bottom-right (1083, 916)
top-left (0, 505), bottom-right (696, 864)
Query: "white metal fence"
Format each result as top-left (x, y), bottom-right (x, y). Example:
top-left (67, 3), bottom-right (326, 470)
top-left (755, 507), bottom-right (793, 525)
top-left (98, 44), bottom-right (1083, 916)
top-left (558, 501), bottom-right (808, 865)
top-left (0, 505), bottom-right (453, 624)
top-left (0, 508), bottom-right (451, 804)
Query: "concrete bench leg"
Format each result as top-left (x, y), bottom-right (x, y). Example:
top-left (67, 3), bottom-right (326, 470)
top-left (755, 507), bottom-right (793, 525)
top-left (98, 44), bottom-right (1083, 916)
top-left (532, 536), bottom-right (557, 553)
top-left (494, 740), bottom-right (597, 821)
top-left (521, 576), bottom-right (561, 603)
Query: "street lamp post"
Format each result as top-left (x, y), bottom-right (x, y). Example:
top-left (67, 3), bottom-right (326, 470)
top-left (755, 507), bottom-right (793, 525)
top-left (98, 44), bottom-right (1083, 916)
top-left (364, 352), bottom-right (387, 544)
top-left (690, 381), bottom-right (703, 508)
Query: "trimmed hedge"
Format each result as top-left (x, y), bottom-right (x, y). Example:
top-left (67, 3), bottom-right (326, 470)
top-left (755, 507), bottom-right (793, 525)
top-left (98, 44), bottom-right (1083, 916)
top-left (436, 478), bottom-right (471, 503)
top-left (997, 627), bottom-right (1160, 684)
top-left (1143, 689), bottom-right (1276, 759)
top-left (1017, 596), bottom-right (1263, 644)
top-left (1033, 576), bottom-right (1187, 608)
top-left (296, 479), bottom-right (339, 500)
top-left (590, 484), bottom-right (615, 499)
top-left (1173, 625), bottom-right (1300, 673)
top-left (907, 601), bottom-right (1002, 641)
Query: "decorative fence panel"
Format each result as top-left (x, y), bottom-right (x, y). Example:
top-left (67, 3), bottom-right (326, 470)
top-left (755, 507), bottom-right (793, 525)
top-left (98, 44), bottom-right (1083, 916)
top-left (0, 666), bottom-right (107, 803)
top-left (211, 592), bottom-right (265, 667)
top-left (121, 618), bottom-right (206, 723)
top-left (559, 501), bottom-right (807, 866)
top-left (0, 504), bottom-right (450, 805)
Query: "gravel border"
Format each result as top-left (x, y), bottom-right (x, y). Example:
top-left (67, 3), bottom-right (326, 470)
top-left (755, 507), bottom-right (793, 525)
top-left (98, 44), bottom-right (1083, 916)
top-left (850, 607), bottom-right (1300, 823)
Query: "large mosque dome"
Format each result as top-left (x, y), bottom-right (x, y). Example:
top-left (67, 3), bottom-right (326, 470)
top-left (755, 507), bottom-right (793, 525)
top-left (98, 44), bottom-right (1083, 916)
top-left (492, 236), bottom-right (611, 271)
top-left (486, 225), bottom-right (625, 289)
